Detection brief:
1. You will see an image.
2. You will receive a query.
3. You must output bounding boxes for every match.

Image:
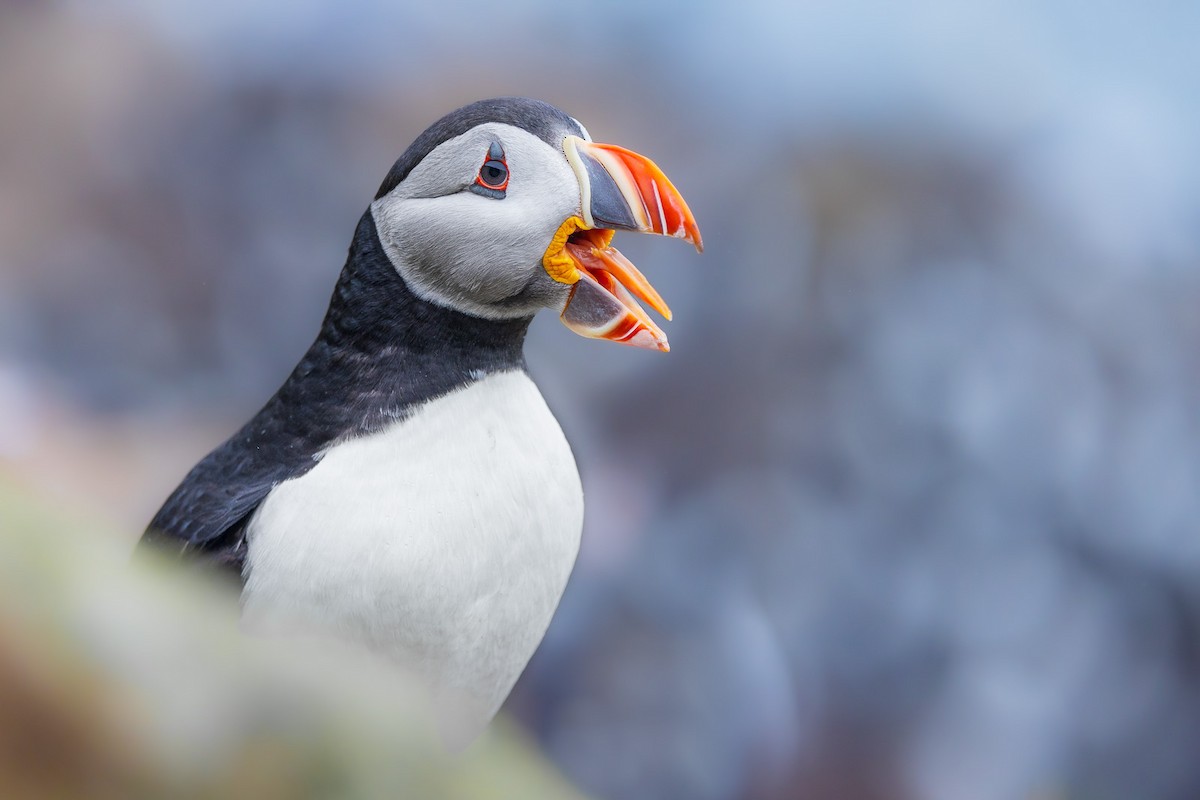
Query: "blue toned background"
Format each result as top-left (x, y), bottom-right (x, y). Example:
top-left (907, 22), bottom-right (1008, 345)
top-left (2, 1), bottom-right (1199, 798)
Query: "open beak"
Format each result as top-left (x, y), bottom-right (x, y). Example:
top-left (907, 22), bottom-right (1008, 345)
top-left (542, 135), bottom-right (702, 352)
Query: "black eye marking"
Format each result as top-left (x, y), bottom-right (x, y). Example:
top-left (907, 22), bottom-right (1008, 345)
top-left (469, 140), bottom-right (509, 199)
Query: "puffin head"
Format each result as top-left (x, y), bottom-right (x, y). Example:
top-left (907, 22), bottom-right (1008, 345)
top-left (370, 97), bottom-right (702, 352)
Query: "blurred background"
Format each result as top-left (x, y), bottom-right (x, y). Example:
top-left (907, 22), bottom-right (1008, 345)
top-left (3, 1), bottom-right (1199, 798)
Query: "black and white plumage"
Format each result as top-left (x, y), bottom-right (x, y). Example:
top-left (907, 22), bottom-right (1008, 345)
top-left (140, 97), bottom-right (701, 741)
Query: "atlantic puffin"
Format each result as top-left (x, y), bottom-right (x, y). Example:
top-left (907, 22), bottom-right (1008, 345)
top-left (139, 97), bottom-right (701, 741)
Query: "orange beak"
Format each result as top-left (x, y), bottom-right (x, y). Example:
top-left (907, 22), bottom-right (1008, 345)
top-left (543, 135), bottom-right (702, 352)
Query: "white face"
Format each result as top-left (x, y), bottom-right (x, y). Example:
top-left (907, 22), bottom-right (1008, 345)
top-left (370, 123), bottom-right (584, 319)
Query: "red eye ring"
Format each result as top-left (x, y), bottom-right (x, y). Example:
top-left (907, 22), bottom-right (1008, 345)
top-left (475, 142), bottom-right (509, 192)
top-left (476, 160), bottom-right (508, 190)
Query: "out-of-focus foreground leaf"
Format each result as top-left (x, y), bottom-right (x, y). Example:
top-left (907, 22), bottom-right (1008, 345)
top-left (0, 480), bottom-right (588, 800)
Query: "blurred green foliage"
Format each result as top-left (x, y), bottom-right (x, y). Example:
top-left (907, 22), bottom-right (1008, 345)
top-left (0, 480), bottom-right (588, 800)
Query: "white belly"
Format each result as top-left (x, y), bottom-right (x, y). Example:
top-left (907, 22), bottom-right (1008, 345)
top-left (241, 370), bottom-right (583, 737)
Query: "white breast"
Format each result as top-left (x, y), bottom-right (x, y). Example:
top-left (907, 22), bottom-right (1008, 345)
top-left (241, 370), bottom-right (583, 739)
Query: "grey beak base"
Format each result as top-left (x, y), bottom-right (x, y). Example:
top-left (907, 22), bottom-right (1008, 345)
top-left (580, 152), bottom-right (639, 232)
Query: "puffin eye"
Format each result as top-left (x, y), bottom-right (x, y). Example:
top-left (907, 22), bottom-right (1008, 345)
top-left (479, 160), bottom-right (508, 188)
top-left (469, 140), bottom-right (509, 198)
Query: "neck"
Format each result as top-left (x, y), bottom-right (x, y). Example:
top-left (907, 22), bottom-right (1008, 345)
top-left (270, 212), bottom-right (533, 438)
top-left (318, 211), bottom-right (533, 361)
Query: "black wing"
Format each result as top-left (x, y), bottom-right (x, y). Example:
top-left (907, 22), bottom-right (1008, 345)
top-left (137, 408), bottom-right (323, 576)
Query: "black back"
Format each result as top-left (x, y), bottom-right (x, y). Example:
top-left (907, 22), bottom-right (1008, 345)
top-left (139, 210), bottom-right (531, 573)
